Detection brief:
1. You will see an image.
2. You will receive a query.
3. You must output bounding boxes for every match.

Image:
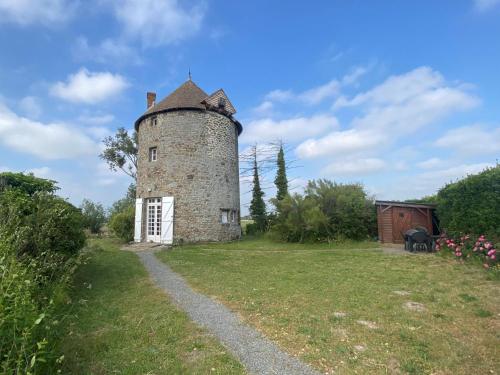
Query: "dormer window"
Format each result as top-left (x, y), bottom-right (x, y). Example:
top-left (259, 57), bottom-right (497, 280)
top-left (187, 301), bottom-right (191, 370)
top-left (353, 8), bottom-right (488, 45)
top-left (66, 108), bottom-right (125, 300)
top-left (149, 147), bottom-right (157, 162)
top-left (218, 97), bottom-right (226, 108)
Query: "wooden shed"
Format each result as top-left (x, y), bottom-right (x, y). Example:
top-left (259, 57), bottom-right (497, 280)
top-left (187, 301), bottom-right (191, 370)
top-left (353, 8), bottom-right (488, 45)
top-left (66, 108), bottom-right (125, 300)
top-left (375, 201), bottom-right (437, 244)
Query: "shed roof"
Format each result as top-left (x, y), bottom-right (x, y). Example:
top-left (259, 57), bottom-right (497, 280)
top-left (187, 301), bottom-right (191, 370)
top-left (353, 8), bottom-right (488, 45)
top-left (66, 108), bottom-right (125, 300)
top-left (375, 200), bottom-right (436, 209)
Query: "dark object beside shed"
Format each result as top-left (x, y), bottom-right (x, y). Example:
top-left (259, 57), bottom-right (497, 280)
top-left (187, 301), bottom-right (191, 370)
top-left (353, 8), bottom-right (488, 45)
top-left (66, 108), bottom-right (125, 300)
top-left (375, 201), bottom-right (438, 244)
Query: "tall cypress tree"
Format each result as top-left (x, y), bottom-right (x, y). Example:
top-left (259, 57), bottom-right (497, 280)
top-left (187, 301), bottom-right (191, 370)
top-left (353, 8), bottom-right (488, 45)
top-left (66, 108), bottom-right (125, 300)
top-left (274, 144), bottom-right (288, 201)
top-left (250, 154), bottom-right (267, 231)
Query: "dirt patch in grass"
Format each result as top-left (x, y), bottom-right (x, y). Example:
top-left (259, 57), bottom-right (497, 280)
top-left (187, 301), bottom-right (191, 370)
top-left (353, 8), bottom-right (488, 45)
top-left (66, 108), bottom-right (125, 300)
top-left (157, 237), bottom-right (500, 375)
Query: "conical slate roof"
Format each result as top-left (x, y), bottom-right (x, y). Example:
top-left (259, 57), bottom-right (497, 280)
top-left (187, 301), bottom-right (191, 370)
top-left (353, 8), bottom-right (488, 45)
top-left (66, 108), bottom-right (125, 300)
top-left (135, 79), bottom-right (243, 135)
top-left (144, 80), bottom-right (208, 116)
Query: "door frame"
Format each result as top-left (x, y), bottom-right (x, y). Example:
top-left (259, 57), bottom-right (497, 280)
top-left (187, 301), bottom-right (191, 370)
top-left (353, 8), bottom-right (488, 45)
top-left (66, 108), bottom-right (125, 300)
top-left (146, 197), bottom-right (162, 242)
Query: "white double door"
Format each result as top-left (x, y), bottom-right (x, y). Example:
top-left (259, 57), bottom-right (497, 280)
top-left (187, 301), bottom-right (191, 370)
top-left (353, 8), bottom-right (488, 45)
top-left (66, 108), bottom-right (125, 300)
top-left (143, 197), bottom-right (174, 244)
top-left (146, 198), bottom-right (162, 242)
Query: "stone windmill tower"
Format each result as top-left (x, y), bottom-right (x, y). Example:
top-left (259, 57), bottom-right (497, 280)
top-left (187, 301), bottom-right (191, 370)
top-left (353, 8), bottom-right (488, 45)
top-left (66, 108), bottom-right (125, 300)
top-left (133, 78), bottom-right (242, 244)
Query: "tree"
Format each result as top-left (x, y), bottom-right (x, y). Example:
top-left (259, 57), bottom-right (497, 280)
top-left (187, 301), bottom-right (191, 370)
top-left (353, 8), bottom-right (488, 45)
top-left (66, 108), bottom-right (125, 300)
top-left (100, 128), bottom-right (138, 180)
top-left (0, 172), bottom-right (58, 195)
top-left (249, 153), bottom-right (267, 231)
top-left (274, 144), bottom-right (288, 202)
top-left (80, 199), bottom-right (106, 234)
top-left (108, 183), bottom-right (136, 218)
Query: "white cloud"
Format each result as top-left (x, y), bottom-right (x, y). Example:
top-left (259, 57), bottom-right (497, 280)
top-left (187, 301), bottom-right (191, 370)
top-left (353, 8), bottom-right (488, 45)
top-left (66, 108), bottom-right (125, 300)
top-left (27, 166), bottom-right (52, 178)
top-left (435, 124), bottom-right (500, 155)
top-left (298, 80), bottom-right (340, 105)
top-left (341, 66), bottom-right (369, 86)
top-left (241, 114), bottom-right (338, 144)
top-left (78, 114), bottom-right (115, 125)
top-left (297, 67), bottom-right (478, 163)
top-left (474, 0), bottom-right (500, 11)
top-left (0, 0), bottom-right (76, 26)
top-left (19, 96), bottom-right (42, 118)
top-left (0, 102), bottom-right (99, 159)
top-left (111, 0), bottom-right (205, 47)
top-left (265, 89), bottom-right (294, 102)
top-left (50, 68), bottom-right (129, 104)
top-left (252, 101), bottom-right (274, 116)
top-left (259, 66), bottom-right (369, 108)
top-left (334, 67), bottom-right (473, 110)
top-left (296, 129), bottom-right (386, 159)
top-left (72, 37), bottom-right (143, 65)
top-left (322, 158), bottom-right (386, 176)
top-left (416, 157), bottom-right (445, 169)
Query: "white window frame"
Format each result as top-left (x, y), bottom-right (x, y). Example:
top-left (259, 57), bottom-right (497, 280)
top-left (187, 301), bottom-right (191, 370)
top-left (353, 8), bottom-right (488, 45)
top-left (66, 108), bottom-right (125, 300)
top-left (149, 147), bottom-right (157, 162)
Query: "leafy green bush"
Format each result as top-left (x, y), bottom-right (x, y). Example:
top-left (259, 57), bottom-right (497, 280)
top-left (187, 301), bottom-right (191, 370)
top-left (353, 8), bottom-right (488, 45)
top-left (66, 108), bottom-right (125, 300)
top-left (0, 189), bottom-right (86, 258)
top-left (0, 172), bottom-right (85, 374)
top-left (272, 179), bottom-right (376, 242)
top-left (109, 205), bottom-right (135, 242)
top-left (80, 199), bottom-right (106, 234)
top-left (436, 165), bottom-right (499, 238)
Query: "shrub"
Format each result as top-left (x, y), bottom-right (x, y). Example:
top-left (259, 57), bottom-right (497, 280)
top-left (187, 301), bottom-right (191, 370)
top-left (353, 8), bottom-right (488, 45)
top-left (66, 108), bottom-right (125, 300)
top-left (272, 179), bottom-right (376, 242)
top-left (109, 205), bottom-right (135, 242)
top-left (0, 189), bottom-right (86, 259)
top-left (0, 172), bottom-right (86, 374)
top-left (436, 234), bottom-right (499, 273)
top-left (80, 199), bottom-right (106, 234)
top-left (436, 165), bottom-right (499, 238)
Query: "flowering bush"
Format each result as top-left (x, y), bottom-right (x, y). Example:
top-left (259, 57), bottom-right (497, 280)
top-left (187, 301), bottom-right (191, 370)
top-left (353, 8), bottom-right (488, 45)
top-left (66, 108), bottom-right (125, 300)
top-left (436, 234), bottom-right (499, 270)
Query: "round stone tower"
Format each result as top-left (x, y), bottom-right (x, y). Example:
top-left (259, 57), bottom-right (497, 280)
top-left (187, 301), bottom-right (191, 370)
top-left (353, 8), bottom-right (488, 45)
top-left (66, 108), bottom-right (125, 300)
top-left (134, 79), bottom-right (242, 244)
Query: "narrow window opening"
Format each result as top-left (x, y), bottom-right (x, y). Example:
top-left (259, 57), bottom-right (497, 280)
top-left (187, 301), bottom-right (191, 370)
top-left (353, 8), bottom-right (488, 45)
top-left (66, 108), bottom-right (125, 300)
top-left (221, 209), bottom-right (229, 224)
top-left (149, 147), bottom-right (157, 162)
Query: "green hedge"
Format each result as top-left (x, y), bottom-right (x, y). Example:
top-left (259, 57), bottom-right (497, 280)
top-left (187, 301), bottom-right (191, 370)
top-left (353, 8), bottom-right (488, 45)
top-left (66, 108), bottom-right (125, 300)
top-left (436, 165), bottom-right (500, 238)
top-left (0, 172), bottom-right (85, 374)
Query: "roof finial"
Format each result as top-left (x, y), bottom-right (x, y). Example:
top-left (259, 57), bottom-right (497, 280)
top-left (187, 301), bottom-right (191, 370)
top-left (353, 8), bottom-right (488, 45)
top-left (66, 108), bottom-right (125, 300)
top-left (188, 68), bottom-right (192, 81)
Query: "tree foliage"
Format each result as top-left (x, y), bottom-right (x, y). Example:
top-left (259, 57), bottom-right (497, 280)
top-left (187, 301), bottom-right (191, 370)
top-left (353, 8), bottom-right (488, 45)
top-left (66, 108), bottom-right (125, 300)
top-left (80, 199), bottom-right (106, 234)
top-left (0, 172), bottom-right (58, 195)
top-left (249, 156), bottom-right (267, 232)
top-left (274, 144), bottom-right (288, 202)
top-left (108, 206), bottom-right (135, 242)
top-left (436, 165), bottom-right (499, 237)
top-left (100, 128), bottom-right (138, 180)
top-left (0, 173), bottom-right (85, 374)
top-left (273, 179), bottom-right (377, 242)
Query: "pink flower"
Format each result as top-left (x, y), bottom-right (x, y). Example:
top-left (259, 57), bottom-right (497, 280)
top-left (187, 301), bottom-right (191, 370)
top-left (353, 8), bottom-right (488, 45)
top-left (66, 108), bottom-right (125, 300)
top-left (483, 263), bottom-right (490, 269)
top-left (475, 241), bottom-right (481, 246)
top-left (487, 249), bottom-right (496, 256)
top-left (490, 255), bottom-right (496, 260)
top-left (485, 242), bottom-right (492, 249)
top-left (480, 247), bottom-right (484, 251)
top-left (456, 252), bottom-right (462, 257)
top-left (456, 246), bottom-right (462, 252)
top-left (473, 247), bottom-right (478, 251)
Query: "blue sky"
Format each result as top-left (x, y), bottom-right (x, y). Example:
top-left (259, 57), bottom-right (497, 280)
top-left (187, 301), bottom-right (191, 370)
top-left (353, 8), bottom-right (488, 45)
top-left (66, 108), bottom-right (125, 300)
top-left (0, 0), bottom-right (499, 213)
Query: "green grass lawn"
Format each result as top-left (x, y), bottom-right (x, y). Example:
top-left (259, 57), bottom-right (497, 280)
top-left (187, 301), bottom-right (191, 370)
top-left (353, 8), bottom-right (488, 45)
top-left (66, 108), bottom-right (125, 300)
top-left (157, 238), bottom-right (500, 375)
top-left (59, 238), bottom-right (245, 375)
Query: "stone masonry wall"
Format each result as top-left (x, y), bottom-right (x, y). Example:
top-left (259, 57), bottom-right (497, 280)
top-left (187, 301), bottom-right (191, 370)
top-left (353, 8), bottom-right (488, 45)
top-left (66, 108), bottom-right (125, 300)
top-left (136, 109), bottom-right (241, 242)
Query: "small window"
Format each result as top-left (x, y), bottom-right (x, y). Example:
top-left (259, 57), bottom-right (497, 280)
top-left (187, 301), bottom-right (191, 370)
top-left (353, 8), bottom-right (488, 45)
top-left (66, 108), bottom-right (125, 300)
top-left (221, 209), bottom-right (229, 224)
top-left (218, 97), bottom-right (226, 108)
top-left (149, 147), bottom-right (157, 162)
top-left (231, 210), bottom-right (237, 223)
top-left (152, 116), bottom-right (158, 126)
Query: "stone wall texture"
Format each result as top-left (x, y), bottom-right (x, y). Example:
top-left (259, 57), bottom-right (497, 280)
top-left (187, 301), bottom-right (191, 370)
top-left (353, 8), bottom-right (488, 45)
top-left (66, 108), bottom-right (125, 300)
top-left (136, 109), bottom-right (241, 242)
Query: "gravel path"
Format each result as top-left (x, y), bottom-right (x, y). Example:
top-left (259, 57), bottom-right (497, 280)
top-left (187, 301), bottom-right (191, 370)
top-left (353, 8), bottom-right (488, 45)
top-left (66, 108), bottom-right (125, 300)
top-left (135, 249), bottom-right (321, 375)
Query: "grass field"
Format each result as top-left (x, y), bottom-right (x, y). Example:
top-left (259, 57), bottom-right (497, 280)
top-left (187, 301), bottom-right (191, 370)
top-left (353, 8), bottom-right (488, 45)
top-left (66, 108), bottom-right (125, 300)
top-left (59, 238), bottom-right (245, 375)
top-left (157, 238), bottom-right (500, 375)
